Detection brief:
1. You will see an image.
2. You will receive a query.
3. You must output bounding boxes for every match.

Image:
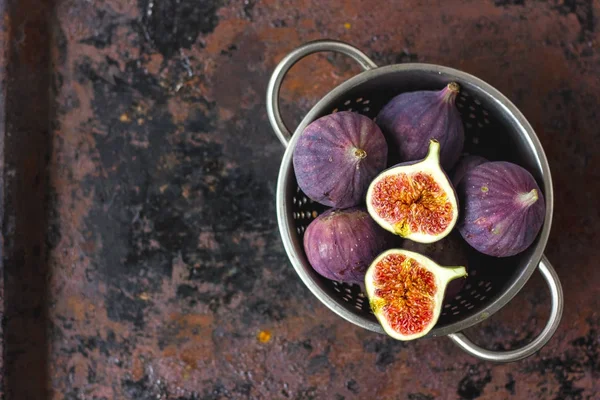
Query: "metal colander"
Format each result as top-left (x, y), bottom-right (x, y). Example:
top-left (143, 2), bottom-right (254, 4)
top-left (267, 40), bottom-right (563, 362)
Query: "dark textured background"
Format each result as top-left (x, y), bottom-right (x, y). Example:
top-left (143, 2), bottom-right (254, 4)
top-left (1, 0), bottom-right (599, 399)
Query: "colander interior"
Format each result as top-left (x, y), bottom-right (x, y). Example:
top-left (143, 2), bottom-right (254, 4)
top-left (279, 67), bottom-right (549, 336)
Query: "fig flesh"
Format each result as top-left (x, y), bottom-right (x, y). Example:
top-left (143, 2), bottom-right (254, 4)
top-left (452, 155), bottom-right (488, 187)
top-left (376, 82), bottom-right (465, 170)
top-left (303, 207), bottom-right (395, 284)
top-left (293, 111), bottom-right (388, 208)
top-left (365, 249), bottom-right (467, 341)
top-left (457, 161), bottom-right (545, 257)
top-left (366, 140), bottom-right (459, 243)
top-left (401, 232), bottom-right (469, 303)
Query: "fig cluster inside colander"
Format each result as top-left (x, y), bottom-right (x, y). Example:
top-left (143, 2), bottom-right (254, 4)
top-left (283, 70), bottom-right (547, 335)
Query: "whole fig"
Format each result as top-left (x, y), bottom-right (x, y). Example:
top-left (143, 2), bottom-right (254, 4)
top-left (293, 111), bottom-right (388, 208)
top-left (452, 155), bottom-right (488, 187)
top-left (457, 161), bottom-right (545, 257)
top-left (303, 207), bottom-right (395, 284)
top-left (376, 82), bottom-right (465, 170)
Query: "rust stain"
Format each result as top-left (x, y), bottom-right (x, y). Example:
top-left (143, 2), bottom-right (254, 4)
top-left (66, 296), bottom-right (87, 320)
top-left (257, 330), bottom-right (272, 343)
top-left (204, 18), bottom-right (251, 55)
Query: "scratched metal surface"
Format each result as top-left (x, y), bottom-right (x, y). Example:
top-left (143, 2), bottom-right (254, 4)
top-left (1, 0), bottom-right (599, 399)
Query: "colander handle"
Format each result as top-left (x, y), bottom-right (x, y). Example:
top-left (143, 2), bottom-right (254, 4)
top-left (266, 40), bottom-right (378, 147)
top-left (448, 255), bottom-right (563, 362)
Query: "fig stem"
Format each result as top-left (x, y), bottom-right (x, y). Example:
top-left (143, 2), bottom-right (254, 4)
top-left (354, 148), bottom-right (367, 159)
top-left (438, 266), bottom-right (467, 282)
top-left (448, 82), bottom-right (460, 93)
top-left (440, 82), bottom-right (460, 104)
top-left (425, 140), bottom-right (441, 164)
top-left (517, 189), bottom-right (539, 207)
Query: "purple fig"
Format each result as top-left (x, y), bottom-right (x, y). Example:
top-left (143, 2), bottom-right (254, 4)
top-left (293, 111), bottom-right (388, 208)
top-left (303, 207), bottom-right (396, 284)
top-left (401, 232), bottom-right (469, 303)
top-left (457, 161), bottom-right (546, 257)
top-left (376, 82), bottom-right (465, 170)
top-left (452, 155), bottom-right (488, 187)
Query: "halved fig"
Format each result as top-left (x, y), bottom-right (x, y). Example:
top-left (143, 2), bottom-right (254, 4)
top-left (366, 140), bottom-right (458, 243)
top-left (402, 232), bottom-right (469, 303)
top-left (365, 249), bottom-right (467, 341)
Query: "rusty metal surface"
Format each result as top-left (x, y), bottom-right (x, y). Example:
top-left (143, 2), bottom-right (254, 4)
top-left (1, 0), bottom-right (599, 399)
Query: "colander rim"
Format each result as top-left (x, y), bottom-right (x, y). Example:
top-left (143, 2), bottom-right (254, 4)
top-left (275, 62), bottom-right (554, 337)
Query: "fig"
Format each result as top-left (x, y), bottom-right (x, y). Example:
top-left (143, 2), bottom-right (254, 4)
top-left (401, 232), bottom-right (469, 303)
top-left (303, 207), bottom-right (395, 284)
top-left (366, 140), bottom-right (459, 243)
top-left (457, 161), bottom-right (545, 257)
top-left (365, 249), bottom-right (467, 341)
top-left (451, 155), bottom-right (488, 187)
top-left (293, 111), bottom-right (388, 208)
top-left (376, 82), bottom-right (465, 170)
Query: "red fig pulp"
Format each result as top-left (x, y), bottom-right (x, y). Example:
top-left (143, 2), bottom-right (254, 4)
top-left (376, 82), bottom-right (465, 170)
top-left (401, 232), bottom-right (469, 302)
top-left (303, 207), bottom-right (395, 284)
top-left (293, 111), bottom-right (388, 208)
top-left (365, 249), bottom-right (467, 340)
top-left (457, 161), bottom-right (546, 257)
top-left (366, 140), bottom-right (459, 243)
